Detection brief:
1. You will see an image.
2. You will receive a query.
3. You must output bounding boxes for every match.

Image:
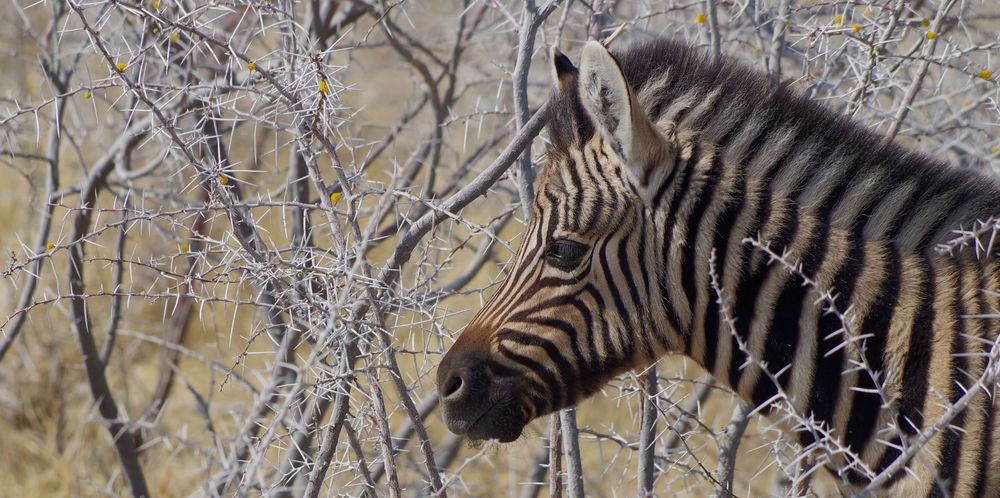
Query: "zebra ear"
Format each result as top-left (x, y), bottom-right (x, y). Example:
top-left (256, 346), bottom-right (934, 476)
top-left (578, 41), bottom-right (672, 197)
top-left (551, 47), bottom-right (577, 92)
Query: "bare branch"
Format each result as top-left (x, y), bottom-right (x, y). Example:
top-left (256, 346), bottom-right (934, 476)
top-left (715, 399), bottom-right (752, 497)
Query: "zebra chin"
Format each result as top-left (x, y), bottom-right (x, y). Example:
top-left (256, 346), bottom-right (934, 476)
top-left (440, 388), bottom-right (528, 443)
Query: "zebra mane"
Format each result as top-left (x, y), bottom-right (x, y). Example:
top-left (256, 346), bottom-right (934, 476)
top-left (548, 37), bottom-right (878, 154)
top-left (545, 36), bottom-right (1000, 227)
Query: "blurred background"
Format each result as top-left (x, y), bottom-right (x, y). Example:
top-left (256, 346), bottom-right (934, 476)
top-left (1, 1), bottom-right (997, 496)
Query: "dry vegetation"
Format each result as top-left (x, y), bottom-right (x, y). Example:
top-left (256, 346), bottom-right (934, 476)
top-left (0, 1), bottom-right (998, 497)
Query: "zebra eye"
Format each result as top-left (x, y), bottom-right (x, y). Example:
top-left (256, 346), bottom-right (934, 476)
top-left (545, 239), bottom-right (588, 271)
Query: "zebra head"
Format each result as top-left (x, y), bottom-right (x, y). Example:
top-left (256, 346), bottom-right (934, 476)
top-left (437, 42), bottom-right (679, 442)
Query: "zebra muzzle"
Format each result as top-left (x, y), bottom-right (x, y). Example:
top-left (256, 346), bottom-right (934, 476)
top-left (438, 349), bottom-right (528, 442)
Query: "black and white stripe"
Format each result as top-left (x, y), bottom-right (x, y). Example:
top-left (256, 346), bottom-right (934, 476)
top-left (441, 38), bottom-right (1000, 497)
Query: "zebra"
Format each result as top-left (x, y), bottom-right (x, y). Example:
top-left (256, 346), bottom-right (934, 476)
top-left (436, 38), bottom-right (1000, 496)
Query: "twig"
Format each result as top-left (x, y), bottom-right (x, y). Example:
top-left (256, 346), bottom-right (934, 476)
top-left (884, 0), bottom-right (956, 143)
top-left (512, 0), bottom-right (560, 218)
top-left (549, 414), bottom-right (563, 498)
top-left (64, 108), bottom-right (151, 498)
top-left (849, 0), bottom-right (904, 115)
top-left (369, 357), bottom-right (402, 498)
top-left (705, 0), bottom-right (722, 63)
top-left (302, 361), bottom-right (358, 498)
top-left (370, 393), bottom-right (440, 483)
top-left (715, 245), bottom-right (878, 489)
top-left (661, 376), bottom-right (715, 452)
top-left (0, 92), bottom-right (64, 362)
top-left (857, 333), bottom-right (1000, 496)
top-left (344, 419), bottom-right (378, 498)
top-left (715, 399), bottom-right (752, 497)
top-left (638, 367), bottom-right (659, 496)
top-left (140, 186), bottom-right (210, 422)
top-left (560, 408), bottom-right (585, 498)
top-left (98, 209), bottom-right (127, 366)
top-left (768, 0), bottom-right (791, 85)
top-left (379, 99), bottom-right (550, 283)
top-left (518, 436), bottom-right (552, 498)
top-left (273, 392), bottom-right (333, 496)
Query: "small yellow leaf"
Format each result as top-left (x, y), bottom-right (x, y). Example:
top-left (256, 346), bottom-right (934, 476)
top-left (330, 191), bottom-right (342, 204)
top-left (180, 242), bottom-right (190, 252)
top-left (852, 23), bottom-right (861, 33)
top-left (219, 175), bottom-right (229, 185)
top-left (318, 79), bottom-right (330, 93)
top-left (921, 18), bottom-right (930, 27)
top-left (695, 12), bottom-right (707, 25)
top-left (833, 14), bottom-right (843, 25)
top-left (980, 69), bottom-right (993, 80)
top-left (247, 62), bottom-right (257, 72)
top-left (117, 62), bottom-right (127, 71)
top-left (46, 242), bottom-right (55, 251)
top-left (84, 91), bottom-right (92, 99)
top-left (171, 31), bottom-right (181, 43)
top-left (926, 31), bottom-right (937, 40)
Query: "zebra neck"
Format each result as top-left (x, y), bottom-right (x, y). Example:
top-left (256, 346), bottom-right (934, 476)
top-left (653, 126), bottom-right (807, 402)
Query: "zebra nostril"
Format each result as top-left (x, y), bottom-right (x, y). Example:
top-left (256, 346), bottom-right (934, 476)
top-left (443, 374), bottom-right (465, 400)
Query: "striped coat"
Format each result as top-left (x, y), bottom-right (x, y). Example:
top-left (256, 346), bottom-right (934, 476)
top-left (437, 38), bottom-right (1000, 496)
